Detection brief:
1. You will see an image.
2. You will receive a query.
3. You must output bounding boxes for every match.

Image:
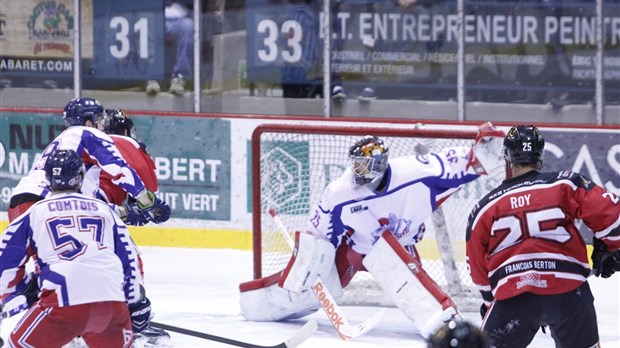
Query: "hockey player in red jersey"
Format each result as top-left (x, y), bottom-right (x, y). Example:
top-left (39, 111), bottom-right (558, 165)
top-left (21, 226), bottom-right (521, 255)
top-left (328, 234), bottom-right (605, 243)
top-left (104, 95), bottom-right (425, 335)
top-left (240, 123), bottom-right (506, 339)
top-left (466, 125), bottom-right (620, 348)
top-left (99, 109), bottom-right (158, 206)
top-left (1, 149), bottom-right (151, 348)
top-left (98, 109), bottom-right (169, 226)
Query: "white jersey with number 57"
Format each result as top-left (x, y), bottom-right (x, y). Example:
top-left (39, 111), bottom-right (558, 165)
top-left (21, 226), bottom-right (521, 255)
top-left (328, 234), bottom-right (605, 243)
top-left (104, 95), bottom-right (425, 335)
top-left (306, 146), bottom-right (478, 255)
top-left (0, 192), bottom-right (142, 307)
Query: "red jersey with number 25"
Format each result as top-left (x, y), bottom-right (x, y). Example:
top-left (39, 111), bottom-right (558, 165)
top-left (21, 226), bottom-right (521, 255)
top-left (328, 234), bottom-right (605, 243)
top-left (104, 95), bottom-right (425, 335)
top-left (466, 170), bottom-right (620, 307)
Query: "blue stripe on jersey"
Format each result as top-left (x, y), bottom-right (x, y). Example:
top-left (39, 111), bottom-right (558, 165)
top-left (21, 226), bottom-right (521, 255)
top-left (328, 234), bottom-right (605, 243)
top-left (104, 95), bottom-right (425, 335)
top-left (113, 224), bottom-right (139, 303)
top-left (81, 130), bottom-right (146, 197)
top-left (40, 269), bottom-right (70, 306)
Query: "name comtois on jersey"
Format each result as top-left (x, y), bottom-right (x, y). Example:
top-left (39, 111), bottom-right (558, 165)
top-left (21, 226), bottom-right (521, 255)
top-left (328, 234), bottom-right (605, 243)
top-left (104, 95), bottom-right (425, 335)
top-left (47, 199), bottom-right (99, 212)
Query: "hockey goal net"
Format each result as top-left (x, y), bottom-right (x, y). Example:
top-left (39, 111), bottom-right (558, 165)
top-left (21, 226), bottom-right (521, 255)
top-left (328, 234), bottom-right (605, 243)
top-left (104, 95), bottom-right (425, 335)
top-left (251, 123), bottom-right (506, 310)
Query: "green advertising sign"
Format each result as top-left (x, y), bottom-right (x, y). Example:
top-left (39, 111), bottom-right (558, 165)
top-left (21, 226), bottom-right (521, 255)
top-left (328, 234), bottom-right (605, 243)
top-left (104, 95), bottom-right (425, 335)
top-left (137, 116), bottom-right (231, 220)
top-left (0, 112), bottom-right (231, 220)
top-left (0, 112), bottom-right (66, 208)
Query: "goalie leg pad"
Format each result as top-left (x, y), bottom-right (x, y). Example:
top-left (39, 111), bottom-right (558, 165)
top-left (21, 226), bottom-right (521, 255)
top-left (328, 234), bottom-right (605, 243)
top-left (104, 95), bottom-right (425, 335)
top-left (278, 232), bottom-right (336, 293)
top-left (239, 268), bottom-right (342, 322)
top-left (363, 231), bottom-right (461, 339)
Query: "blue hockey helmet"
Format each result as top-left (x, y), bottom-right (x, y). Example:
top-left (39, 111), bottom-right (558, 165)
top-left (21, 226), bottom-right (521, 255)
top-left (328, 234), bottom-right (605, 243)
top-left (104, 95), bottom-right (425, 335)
top-left (44, 149), bottom-right (85, 191)
top-left (62, 97), bottom-right (104, 127)
top-left (349, 135), bottom-right (389, 186)
top-left (503, 125), bottom-right (545, 169)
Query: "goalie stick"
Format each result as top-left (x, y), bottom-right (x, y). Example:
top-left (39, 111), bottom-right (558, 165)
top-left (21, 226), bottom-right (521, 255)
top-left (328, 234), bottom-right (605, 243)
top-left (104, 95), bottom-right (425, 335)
top-left (268, 208), bottom-right (386, 340)
top-left (150, 319), bottom-right (317, 348)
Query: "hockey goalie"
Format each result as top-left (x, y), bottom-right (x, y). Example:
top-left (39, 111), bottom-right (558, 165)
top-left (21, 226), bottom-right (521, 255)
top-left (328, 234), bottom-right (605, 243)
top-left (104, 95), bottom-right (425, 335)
top-left (239, 123), bottom-right (505, 339)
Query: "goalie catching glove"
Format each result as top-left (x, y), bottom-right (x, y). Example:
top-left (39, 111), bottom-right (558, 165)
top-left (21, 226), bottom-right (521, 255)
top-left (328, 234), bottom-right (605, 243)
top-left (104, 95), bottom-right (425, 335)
top-left (467, 122), bottom-right (506, 176)
top-left (591, 238), bottom-right (620, 278)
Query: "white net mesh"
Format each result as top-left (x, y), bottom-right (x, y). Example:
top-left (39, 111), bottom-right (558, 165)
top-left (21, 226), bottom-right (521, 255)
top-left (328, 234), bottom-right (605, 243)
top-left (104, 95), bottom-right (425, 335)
top-left (252, 124), bottom-right (505, 310)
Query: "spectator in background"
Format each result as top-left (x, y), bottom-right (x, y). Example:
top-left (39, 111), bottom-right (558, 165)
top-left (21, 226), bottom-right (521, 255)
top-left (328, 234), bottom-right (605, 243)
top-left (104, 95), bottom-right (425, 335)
top-left (331, 0), bottom-right (418, 103)
top-left (280, 0), bottom-right (322, 98)
top-left (213, 0), bottom-right (226, 30)
top-left (146, 1), bottom-right (194, 96)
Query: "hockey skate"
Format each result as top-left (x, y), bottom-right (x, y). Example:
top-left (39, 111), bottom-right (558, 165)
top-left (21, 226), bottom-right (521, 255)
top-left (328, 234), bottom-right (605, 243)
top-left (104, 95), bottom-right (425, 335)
top-left (133, 325), bottom-right (172, 348)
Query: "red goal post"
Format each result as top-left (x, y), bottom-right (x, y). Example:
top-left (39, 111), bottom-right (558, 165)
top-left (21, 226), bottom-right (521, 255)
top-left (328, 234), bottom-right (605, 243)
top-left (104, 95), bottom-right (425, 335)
top-left (251, 123), bottom-right (506, 309)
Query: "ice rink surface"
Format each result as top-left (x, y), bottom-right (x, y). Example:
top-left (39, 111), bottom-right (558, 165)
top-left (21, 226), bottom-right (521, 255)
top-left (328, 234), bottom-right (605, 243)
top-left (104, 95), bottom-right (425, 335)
top-left (2, 247), bottom-right (619, 347)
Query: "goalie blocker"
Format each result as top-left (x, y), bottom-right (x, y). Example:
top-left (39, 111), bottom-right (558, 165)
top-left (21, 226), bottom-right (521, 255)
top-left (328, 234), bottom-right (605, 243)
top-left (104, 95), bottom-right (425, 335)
top-left (239, 232), bottom-right (343, 321)
top-left (363, 231), bottom-right (462, 339)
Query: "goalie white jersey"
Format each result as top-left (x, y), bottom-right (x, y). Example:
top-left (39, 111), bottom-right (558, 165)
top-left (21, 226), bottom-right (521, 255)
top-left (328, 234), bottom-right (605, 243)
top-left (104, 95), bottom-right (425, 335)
top-left (307, 146), bottom-right (478, 254)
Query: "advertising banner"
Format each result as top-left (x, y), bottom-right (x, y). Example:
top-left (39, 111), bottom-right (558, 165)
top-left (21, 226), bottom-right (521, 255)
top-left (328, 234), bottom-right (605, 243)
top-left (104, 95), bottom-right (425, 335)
top-left (246, 0), bottom-right (620, 101)
top-left (0, 0), bottom-right (165, 81)
top-left (0, 0), bottom-right (93, 78)
top-left (0, 112), bottom-right (232, 220)
top-left (92, 0), bottom-right (165, 80)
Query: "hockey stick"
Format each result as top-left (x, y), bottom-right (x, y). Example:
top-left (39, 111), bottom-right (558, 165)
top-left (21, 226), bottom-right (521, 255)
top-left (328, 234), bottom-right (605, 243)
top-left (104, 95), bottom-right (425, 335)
top-left (150, 320), bottom-right (317, 348)
top-left (268, 209), bottom-right (385, 340)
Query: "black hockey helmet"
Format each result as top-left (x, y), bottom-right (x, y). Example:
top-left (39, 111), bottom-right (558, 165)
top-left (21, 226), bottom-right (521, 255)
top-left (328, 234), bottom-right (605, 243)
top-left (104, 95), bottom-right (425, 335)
top-left (349, 135), bottom-right (389, 186)
top-left (503, 125), bottom-right (545, 168)
top-left (427, 320), bottom-right (490, 348)
top-left (44, 149), bottom-right (85, 191)
top-left (103, 109), bottom-right (136, 138)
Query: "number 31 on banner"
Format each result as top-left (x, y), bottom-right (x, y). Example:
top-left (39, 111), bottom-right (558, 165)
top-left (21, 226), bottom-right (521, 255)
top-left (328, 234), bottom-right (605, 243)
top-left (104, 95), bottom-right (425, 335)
top-left (93, 1), bottom-right (165, 80)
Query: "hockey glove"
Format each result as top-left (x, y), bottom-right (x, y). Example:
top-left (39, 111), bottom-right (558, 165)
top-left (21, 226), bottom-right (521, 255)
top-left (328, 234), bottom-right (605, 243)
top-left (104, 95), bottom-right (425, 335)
top-left (145, 197), bottom-right (171, 224)
top-left (135, 190), bottom-right (156, 210)
top-left (128, 287), bottom-right (152, 333)
top-left (122, 201), bottom-right (149, 226)
top-left (22, 273), bottom-right (40, 307)
top-left (467, 122), bottom-right (506, 176)
top-left (135, 191), bottom-right (171, 224)
top-left (591, 238), bottom-right (620, 278)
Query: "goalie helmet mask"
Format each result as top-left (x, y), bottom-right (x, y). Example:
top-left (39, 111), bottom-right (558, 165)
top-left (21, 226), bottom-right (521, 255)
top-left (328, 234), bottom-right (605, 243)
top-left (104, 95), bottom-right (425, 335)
top-left (349, 135), bottom-right (389, 187)
top-left (503, 125), bottom-right (545, 169)
top-left (103, 109), bottom-right (136, 138)
top-left (427, 320), bottom-right (490, 348)
top-left (44, 149), bottom-right (85, 191)
top-left (62, 97), bottom-right (105, 127)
